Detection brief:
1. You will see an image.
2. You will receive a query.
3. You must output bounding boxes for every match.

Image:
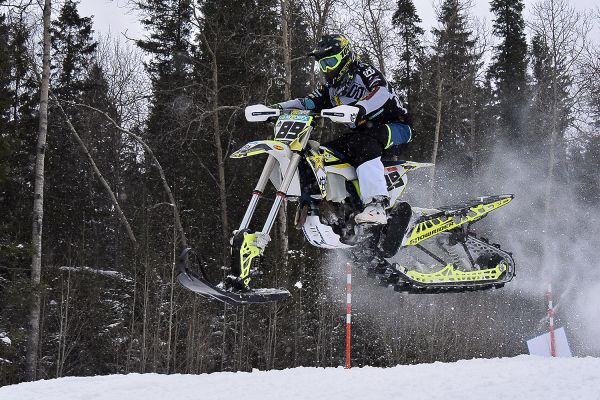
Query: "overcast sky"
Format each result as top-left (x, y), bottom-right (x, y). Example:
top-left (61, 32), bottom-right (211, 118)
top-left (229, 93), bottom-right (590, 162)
top-left (79, 0), bottom-right (597, 43)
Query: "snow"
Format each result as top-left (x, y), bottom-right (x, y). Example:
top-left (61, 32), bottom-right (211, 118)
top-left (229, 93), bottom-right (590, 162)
top-left (1, 356), bottom-right (599, 400)
top-left (58, 266), bottom-right (132, 282)
top-left (294, 281), bottom-right (303, 289)
top-left (0, 332), bottom-right (11, 346)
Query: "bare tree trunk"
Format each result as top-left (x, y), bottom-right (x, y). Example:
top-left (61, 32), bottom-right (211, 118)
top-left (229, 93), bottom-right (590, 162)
top-left (429, 76), bottom-right (444, 205)
top-left (166, 224), bottom-right (176, 373)
top-left (196, 29), bottom-right (230, 269)
top-left (302, 0), bottom-right (337, 86)
top-left (126, 257), bottom-right (138, 372)
top-left (26, 0), bottom-right (51, 381)
top-left (220, 303), bottom-right (227, 370)
top-left (279, 0), bottom-right (292, 272)
top-left (141, 232), bottom-right (150, 372)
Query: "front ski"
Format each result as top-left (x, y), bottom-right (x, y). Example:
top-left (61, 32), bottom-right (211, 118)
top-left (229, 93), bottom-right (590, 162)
top-left (177, 271), bottom-right (290, 304)
top-left (177, 248), bottom-right (290, 305)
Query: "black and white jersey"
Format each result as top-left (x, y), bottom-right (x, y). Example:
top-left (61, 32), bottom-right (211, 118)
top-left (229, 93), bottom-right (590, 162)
top-left (279, 61), bottom-right (407, 127)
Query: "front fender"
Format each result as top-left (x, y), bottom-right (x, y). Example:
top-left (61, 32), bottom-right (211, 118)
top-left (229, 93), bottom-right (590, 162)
top-left (230, 140), bottom-right (291, 159)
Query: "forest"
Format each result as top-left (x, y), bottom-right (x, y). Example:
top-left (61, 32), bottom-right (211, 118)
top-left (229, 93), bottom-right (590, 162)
top-left (0, 0), bottom-right (599, 386)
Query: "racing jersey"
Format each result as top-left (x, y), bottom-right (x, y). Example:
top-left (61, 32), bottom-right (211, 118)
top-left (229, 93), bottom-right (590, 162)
top-left (278, 61), bottom-right (407, 128)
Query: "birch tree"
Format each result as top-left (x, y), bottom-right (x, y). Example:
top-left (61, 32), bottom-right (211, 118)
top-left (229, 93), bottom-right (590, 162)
top-left (26, 0), bottom-right (50, 381)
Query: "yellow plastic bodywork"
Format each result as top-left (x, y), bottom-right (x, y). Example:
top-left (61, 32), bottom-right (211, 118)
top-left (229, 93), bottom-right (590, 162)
top-left (405, 263), bottom-right (508, 284)
top-left (239, 232), bottom-right (261, 285)
top-left (306, 149), bottom-right (328, 197)
top-left (279, 111), bottom-right (313, 151)
top-left (230, 140), bottom-right (288, 159)
top-left (289, 124), bottom-right (311, 151)
top-left (406, 197), bottom-right (512, 246)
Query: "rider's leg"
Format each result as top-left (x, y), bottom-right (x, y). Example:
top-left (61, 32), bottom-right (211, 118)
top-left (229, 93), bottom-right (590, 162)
top-left (354, 158), bottom-right (389, 224)
top-left (324, 127), bottom-right (390, 224)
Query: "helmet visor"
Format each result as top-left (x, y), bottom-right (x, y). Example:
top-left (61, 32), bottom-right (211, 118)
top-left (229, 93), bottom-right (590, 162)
top-left (318, 53), bottom-right (344, 72)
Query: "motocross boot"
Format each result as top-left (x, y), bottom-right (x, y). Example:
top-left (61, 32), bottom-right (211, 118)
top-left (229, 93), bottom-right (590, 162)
top-left (355, 195), bottom-right (389, 224)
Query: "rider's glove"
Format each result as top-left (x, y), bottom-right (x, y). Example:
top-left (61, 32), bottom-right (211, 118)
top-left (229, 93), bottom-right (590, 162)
top-left (269, 103), bottom-right (283, 109)
top-left (355, 105), bottom-right (367, 126)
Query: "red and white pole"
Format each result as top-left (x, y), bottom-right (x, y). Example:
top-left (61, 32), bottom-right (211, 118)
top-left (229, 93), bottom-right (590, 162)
top-left (547, 283), bottom-right (556, 357)
top-left (345, 262), bottom-right (352, 369)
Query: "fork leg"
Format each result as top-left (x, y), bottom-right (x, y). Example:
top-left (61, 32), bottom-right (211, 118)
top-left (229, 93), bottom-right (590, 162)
top-left (238, 155), bottom-right (276, 231)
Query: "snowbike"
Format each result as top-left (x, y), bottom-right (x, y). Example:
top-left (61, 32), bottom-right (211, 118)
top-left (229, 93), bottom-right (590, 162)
top-left (177, 105), bottom-right (515, 304)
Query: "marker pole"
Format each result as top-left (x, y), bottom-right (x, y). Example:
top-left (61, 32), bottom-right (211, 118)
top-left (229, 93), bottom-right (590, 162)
top-left (547, 283), bottom-right (556, 357)
top-left (345, 262), bottom-right (352, 369)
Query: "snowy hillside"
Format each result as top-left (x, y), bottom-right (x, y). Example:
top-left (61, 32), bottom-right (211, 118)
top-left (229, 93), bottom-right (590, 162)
top-left (2, 355), bottom-right (599, 400)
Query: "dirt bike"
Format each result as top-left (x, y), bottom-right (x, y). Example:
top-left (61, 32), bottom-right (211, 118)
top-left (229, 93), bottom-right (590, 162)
top-left (177, 105), bottom-right (515, 304)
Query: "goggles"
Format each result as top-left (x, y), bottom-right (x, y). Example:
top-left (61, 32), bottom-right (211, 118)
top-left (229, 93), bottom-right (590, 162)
top-left (318, 51), bottom-right (345, 72)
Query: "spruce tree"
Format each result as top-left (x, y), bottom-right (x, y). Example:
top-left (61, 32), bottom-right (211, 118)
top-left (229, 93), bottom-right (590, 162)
top-left (427, 0), bottom-right (479, 188)
top-left (51, 0), bottom-right (97, 99)
top-left (135, 0), bottom-right (193, 208)
top-left (488, 0), bottom-right (528, 145)
top-left (0, 9), bottom-right (11, 183)
top-left (529, 33), bottom-right (570, 160)
top-left (392, 0), bottom-right (424, 106)
top-left (45, 0), bottom-right (100, 266)
top-left (0, 2), bottom-right (13, 263)
top-left (0, 8), bottom-right (38, 265)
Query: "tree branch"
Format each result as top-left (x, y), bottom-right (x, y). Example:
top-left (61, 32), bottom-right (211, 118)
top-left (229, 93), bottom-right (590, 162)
top-left (67, 101), bottom-right (189, 248)
top-left (51, 94), bottom-right (138, 248)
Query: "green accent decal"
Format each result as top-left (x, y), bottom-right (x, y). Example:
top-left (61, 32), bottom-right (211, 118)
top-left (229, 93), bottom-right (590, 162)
top-left (407, 197), bottom-right (512, 246)
top-left (230, 140), bottom-right (286, 159)
top-left (406, 263), bottom-right (507, 284)
top-left (385, 124), bottom-right (392, 149)
top-left (239, 232), bottom-right (260, 285)
top-left (351, 179), bottom-right (360, 197)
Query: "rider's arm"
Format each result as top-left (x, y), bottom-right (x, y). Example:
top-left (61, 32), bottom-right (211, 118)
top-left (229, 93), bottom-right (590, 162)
top-left (354, 64), bottom-right (405, 117)
top-left (276, 84), bottom-right (333, 111)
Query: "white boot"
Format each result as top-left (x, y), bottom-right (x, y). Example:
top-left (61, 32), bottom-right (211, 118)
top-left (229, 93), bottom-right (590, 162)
top-left (355, 157), bottom-right (389, 225)
top-left (355, 196), bottom-right (388, 224)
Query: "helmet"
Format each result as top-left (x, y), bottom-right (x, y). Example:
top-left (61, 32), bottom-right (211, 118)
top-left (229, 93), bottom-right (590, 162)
top-left (309, 34), bottom-right (354, 86)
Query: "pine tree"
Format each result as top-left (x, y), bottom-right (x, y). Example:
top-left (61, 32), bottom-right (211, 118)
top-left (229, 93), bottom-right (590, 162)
top-left (529, 33), bottom-right (571, 161)
top-left (0, 6), bottom-right (38, 270)
top-left (425, 0), bottom-right (479, 195)
top-left (392, 0), bottom-right (424, 106)
top-left (1, 15), bottom-right (39, 251)
top-left (135, 0), bottom-right (193, 249)
top-left (0, 8), bottom-right (11, 183)
top-left (44, 0), bottom-right (101, 266)
top-left (488, 0), bottom-right (528, 145)
top-left (51, 0), bottom-right (97, 99)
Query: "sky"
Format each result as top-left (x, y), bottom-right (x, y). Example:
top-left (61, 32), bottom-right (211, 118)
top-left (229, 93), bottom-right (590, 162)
top-left (78, 0), bottom-right (598, 42)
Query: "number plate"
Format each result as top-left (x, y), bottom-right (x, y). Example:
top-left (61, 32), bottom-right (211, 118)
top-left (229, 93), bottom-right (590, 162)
top-left (274, 113), bottom-right (312, 142)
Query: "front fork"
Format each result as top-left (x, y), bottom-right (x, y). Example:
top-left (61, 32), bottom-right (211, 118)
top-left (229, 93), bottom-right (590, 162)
top-left (231, 136), bottom-right (309, 287)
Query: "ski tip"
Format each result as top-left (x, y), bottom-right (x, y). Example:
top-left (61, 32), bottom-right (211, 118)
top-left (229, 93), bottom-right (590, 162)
top-left (177, 271), bottom-right (290, 305)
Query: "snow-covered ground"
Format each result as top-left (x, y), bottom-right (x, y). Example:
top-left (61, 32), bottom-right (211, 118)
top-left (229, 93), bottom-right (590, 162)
top-left (2, 355), bottom-right (599, 400)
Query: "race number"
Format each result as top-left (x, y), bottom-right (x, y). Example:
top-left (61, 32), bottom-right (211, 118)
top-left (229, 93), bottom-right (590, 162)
top-left (275, 120), bottom-right (307, 141)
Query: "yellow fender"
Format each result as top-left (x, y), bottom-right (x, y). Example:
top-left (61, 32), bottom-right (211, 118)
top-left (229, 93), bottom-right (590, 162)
top-left (230, 140), bottom-right (291, 159)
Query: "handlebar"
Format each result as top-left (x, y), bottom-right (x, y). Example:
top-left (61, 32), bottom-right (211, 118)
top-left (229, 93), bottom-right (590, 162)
top-left (245, 104), bottom-right (358, 124)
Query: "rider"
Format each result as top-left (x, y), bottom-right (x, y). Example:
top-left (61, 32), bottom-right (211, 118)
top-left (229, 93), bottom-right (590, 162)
top-left (274, 34), bottom-right (412, 224)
